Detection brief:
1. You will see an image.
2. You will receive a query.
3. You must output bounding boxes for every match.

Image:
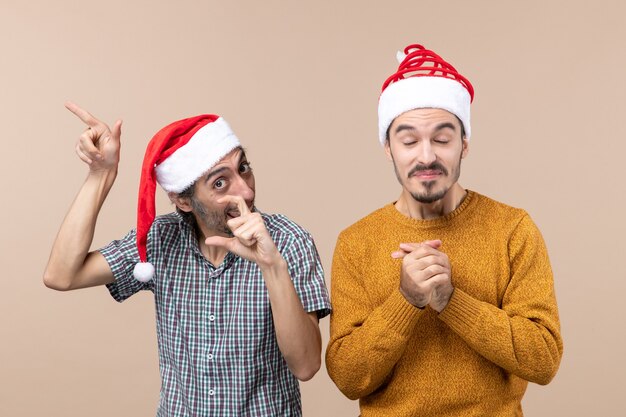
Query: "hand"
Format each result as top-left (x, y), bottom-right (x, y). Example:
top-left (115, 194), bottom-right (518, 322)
top-left (65, 101), bottom-right (122, 173)
top-left (392, 240), bottom-right (454, 312)
top-left (204, 195), bottom-right (283, 269)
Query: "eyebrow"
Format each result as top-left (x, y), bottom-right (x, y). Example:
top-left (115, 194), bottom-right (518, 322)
top-left (434, 122), bottom-right (457, 132)
top-left (394, 124), bottom-right (416, 135)
top-left (394, 122), bottom-right (457, 135)
top-left (204, 148), bottom-right (247, 183)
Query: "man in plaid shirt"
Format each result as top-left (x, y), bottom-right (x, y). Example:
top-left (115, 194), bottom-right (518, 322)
top-left (44, 103), bottom-right (331, 416)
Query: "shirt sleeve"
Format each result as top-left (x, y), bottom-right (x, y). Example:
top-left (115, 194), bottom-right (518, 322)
top-left (283, 231), bottom-right (331, 319)
top-left (325, 230), bottom-right (425, 400)
top-left (99, 228), bottom-right (154, 302)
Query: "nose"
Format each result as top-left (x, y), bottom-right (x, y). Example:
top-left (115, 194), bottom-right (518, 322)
top-left (416, 141), bottom-right (436, 166)
top-left (231, 174), bottom-right (255, 204)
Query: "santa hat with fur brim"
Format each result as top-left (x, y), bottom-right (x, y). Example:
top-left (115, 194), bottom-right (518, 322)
top-left (133, 114), bottom-right (241, 282)
top-left (377, 44), bottom-right (475, 145)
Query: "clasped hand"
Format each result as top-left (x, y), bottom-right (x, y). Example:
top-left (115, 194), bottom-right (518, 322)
top-left (392, 240), bottom-right (454, 312)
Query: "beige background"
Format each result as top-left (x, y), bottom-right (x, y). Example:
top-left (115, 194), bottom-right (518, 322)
top-left (1, 0), bottom-right (624, 415)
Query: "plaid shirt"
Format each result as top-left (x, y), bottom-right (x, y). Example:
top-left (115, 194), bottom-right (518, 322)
top-left (100, 211), bottom-right (331, 417)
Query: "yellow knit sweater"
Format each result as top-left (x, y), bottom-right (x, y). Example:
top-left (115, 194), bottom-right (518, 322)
top-left (326, 191), bottom-right (562, 417)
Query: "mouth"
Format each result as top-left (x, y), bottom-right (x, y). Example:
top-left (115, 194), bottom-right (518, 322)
top-left (225, 204), bottom-right (254, 219)
top-left (411, 170), bottom-right (442, 180)
top-left (226, 211), bottom-right (240, 219)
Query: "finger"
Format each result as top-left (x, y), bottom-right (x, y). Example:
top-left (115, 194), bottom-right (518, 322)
top-left (75, 144), bottom-right (93, 164)
top-left (408, 255), bottom-right (450, 275)
top-left (65, 101), bottom-right (102, 128)
top-left (217, 195), bottom-right (251, 216)
top-left (391, 250), bottom-right (407, 259)
top-left (231, 219), bottom-right (260, 247)
top-left (206, 235), bottom-right (261, 266)
top-left (226, 214), bottom-right (248, 231)
top-left (423, 273), bottom-right (452, 290)
top-left (227, 212), bottom-right (263, 232)
top-left (422, 264), bottom-right (448, 279)
top-left (422, 239), bottom-right (442, 249)
top-left (398, 240), bottom-right (441, 253)
top-left (205, 235), bottom-right (255, 260)
top-left (398, 243), bottom-right (420, 253)
top-left (111, 119), bottom-right (123, 143)
top-left (79, 131), bottom-right (102, 160)
top-left (205, 236), bottom-right (236, 250)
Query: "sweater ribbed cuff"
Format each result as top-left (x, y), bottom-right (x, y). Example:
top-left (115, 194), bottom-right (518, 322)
top-left (380, 289), bottom-right (424, 337)
top-left (437, 288), bottom-right (484, 334)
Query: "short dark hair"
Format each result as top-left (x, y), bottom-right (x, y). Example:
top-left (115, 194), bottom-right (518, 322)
top-left (175, 182), bottom-right (196, 221)
top-left (385, 113), bottom-right (467, 143)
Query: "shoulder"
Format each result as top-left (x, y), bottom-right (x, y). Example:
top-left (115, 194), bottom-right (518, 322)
top-left (468, 192), bottom-right (547, 248)
top-left (151, 212), bottom-right (184, 230)
top-left (148, 212), bottom-right (189, 243)
top-left (470, 191), bottom-right (529, 227)
top-left (336, 205), bottom-right (392, 244)
top-left (261, 212), bottom-right (313, 243)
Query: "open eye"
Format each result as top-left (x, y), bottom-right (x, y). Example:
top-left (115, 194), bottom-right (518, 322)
top-left (213, 178), bottom-right (227, 190)
top-left (239, 161), bottom-right (252, 174)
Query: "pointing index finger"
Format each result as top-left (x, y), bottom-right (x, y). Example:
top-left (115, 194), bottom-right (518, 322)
top-left (65, 101), bottom-right (101, 128)
top-left (218, 195), bottom-right (251, 216)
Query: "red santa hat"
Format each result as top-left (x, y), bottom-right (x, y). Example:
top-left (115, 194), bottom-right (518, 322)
top-left (377, 44), bottom-right (474, 145)
top-left (133, 114), bottom-right (241, 282)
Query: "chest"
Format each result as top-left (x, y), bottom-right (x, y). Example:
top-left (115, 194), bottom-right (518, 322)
top-left (361, 228), bottom-right (512, 308)
top-left (153, 254), bottom-right (275, 356)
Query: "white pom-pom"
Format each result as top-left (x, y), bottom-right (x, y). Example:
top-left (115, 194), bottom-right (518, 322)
top-left (396, 50), bottom-right (406, 64)
top-left (133, 262), bottom-right (155, 282)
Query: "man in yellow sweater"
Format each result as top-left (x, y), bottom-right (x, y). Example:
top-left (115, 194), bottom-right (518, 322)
top-left (325, 44), bottom-right (563, 416)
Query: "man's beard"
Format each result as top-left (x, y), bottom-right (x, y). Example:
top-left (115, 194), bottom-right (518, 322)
top-left (391, 156), bottom-right (462, 204)
top-left (190, 197), bottom-right (239, 236)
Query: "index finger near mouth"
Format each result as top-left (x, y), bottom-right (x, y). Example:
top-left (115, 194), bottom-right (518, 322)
top-left (219, 195), bottom-right (251, 216)
top-left (65, 101), bottom-right (101, 128)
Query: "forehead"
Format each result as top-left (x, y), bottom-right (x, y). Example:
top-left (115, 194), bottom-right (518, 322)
top-left (212, 147), bottom-right (245, 166)
top-left (390, 108), bottom-right (461, 132)
top-left (194, 147), bottom-right (246, 183)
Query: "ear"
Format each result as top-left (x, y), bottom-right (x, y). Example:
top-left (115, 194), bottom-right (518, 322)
top-left (168, 192), bottom-right (193, 213)
top-left (384, 139), bottom-right (393, 161)
top-left (461, 138), bottom-right (469, 159)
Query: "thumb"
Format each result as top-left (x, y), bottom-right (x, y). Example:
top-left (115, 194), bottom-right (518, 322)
top-left (205, 236), bottom-right (235, 250)
top-left (111, 119), bottom-right (123, 142)
top-left (422, 239), bottom-right (442, 249)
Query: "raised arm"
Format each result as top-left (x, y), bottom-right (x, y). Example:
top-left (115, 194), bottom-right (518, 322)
top-left (43, 102), bottom-right (122, 291)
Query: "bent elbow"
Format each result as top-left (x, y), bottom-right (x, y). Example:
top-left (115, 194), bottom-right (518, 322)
top-left (529, 365), bottom-right (559, 386)
top-left (293, 357), bottom-right (321, 382)
top-left (43, 271), bottom-right (72, 291)
top-left (326, 355), bottom-right (371, 400)
top-left (519, 351), bottom-right (562, 386)
top-left (327, 372), bottom-right (368, 400)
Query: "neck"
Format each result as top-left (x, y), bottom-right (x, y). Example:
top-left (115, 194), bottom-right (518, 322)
top-left (194, 221), bottom-right (230, 266)
top-left (395, 183), bottom-right (467, 220)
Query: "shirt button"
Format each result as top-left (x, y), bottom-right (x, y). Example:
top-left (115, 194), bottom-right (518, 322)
top-left (207, 353), bottom-right (214, 360)
top-left (208, 389), bottom-right (215, 396)
top-left (208, 314), bottom-right (215, 321)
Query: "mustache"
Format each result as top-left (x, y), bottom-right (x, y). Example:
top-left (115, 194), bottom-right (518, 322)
top-left (408, 162), bottom-right (448, 178)
top-left (224, 202), bottom-right (255, 217)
